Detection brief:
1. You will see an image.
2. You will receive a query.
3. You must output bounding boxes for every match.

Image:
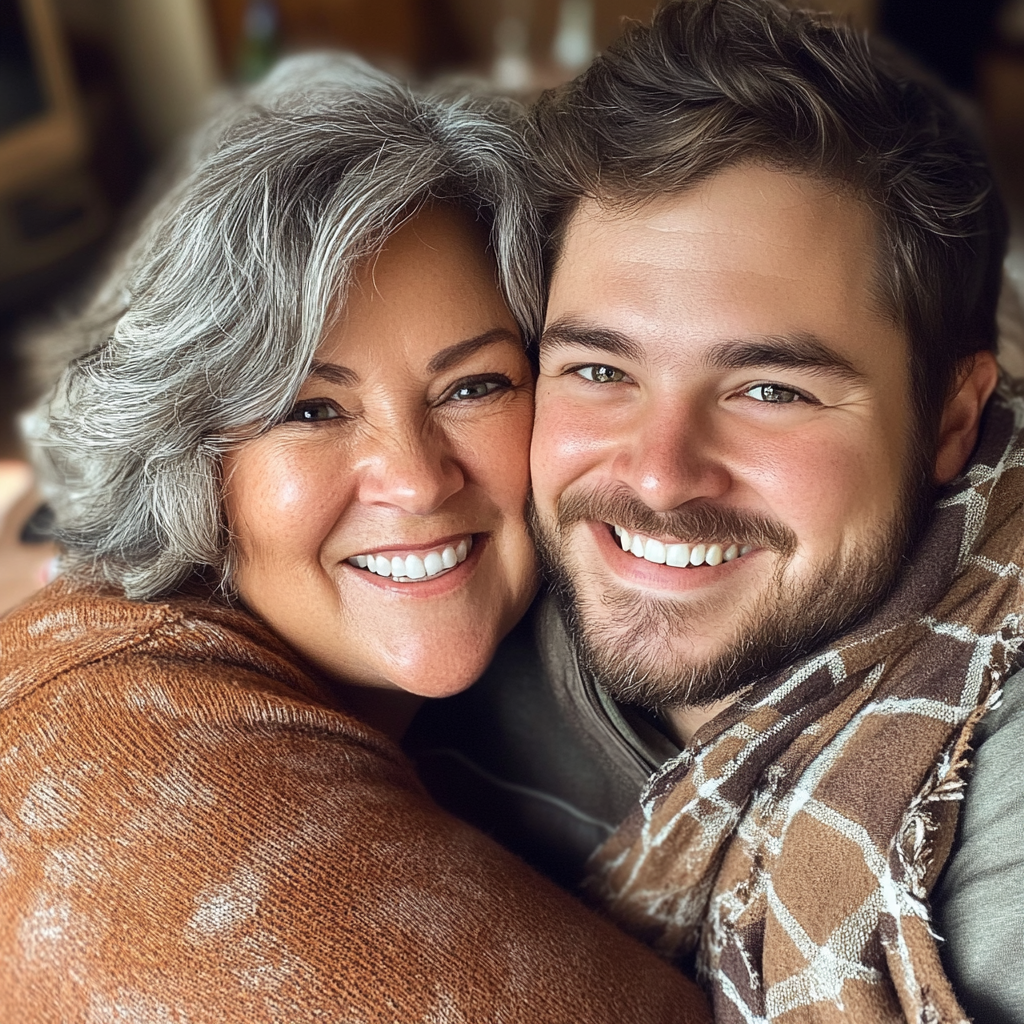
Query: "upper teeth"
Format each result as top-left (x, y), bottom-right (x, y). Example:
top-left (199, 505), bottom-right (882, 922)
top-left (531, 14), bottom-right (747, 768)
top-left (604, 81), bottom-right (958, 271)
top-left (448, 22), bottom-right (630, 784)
top-left (613, 525), bottom-right (751, 567)
top-left (348, 537), bottom-right (472, 582)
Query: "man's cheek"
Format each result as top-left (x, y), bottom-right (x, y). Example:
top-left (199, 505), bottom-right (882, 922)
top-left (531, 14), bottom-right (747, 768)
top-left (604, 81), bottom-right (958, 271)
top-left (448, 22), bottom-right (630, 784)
top-left (746, 434), bottom-right (882, 540)
top-left (532, 397), bottom-right (613, 495)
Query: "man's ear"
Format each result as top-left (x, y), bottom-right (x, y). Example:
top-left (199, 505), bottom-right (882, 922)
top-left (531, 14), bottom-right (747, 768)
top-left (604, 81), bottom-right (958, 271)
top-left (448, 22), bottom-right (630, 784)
top-left (933, 351), bottom-right (1000, 485)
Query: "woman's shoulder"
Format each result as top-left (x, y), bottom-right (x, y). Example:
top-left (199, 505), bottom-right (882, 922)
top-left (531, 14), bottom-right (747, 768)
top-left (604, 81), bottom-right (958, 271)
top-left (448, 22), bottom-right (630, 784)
top-left (4, 577), bottom-right (329, 702)
top-left (0, 577), bottom-right (419, 888)
top-left (4, 575), bottom-right (281, 664)
top-left (0, 583), bottom-right (709, 1024)
top-left (0, 577), bottom-right (395, 770)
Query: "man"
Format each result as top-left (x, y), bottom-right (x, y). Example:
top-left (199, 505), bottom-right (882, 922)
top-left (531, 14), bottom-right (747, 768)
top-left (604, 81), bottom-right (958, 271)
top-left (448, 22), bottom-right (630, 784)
top-left (406, 1), bottom-right (1022, 1021)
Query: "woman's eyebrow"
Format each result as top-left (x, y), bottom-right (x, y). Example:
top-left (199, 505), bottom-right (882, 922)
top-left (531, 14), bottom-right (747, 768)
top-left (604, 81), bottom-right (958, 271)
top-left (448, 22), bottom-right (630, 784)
top-left (307, 328), bottom-right (520, 384)
top-left (426, 328), bottom-right (521, 374)
top-left (308, 360), bottom-right (359, 386)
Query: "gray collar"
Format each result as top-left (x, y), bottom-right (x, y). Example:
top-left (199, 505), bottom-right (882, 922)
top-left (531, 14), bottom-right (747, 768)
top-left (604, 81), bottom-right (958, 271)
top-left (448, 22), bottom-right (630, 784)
top-left (534, 594), bottom-right (680, 782)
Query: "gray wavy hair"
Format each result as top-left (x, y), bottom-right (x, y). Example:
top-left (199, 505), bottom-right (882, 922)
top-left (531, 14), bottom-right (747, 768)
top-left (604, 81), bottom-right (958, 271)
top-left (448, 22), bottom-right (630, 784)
top-left (26, 54), bottom-right (543, 600)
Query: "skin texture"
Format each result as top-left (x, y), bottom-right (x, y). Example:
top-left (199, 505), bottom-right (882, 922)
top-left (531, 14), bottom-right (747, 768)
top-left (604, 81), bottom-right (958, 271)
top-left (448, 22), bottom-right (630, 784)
top-left (223, 207), bottom-right (538, 717)
top-left (530, 163), bottom-right (997, 743)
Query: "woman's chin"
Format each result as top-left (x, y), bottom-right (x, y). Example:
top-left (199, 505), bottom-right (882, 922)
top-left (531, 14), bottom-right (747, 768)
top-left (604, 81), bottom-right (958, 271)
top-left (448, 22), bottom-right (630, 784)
top-left (324, 575), bottom-right (536, 701)
top-left (380, 648), bottom-right (500, 700)
top-left (300, 623), bottom-right (504, 702)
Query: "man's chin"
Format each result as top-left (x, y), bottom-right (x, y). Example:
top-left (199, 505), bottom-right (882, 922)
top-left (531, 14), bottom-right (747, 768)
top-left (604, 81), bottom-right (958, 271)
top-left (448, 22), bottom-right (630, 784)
top-left (551, 545), bottom-right (900, 712)
top-left (557, 583), bottom-right (788, 710)
top-left (530, 488), bottom-right (918, 713)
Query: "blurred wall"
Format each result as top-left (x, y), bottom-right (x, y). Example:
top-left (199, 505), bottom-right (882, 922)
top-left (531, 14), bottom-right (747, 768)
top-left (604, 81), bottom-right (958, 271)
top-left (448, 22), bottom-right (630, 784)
top-left (54, 0), bottom-right (220, 157)
top-left (202, 0), bottom-right (878, 89)
top-left (107, 0), bottom-right (221, 153)
top-left (206, 0), bottom-right (471, 77)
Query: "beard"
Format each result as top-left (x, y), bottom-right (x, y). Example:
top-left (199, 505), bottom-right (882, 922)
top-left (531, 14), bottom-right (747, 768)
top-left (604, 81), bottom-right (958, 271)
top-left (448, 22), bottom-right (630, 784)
top-left (529, 460), bottom-right (933, 712)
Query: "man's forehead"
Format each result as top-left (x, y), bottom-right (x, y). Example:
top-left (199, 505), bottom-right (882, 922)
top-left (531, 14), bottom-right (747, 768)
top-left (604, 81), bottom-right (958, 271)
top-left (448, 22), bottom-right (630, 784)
top-left (556, 167), bottom-right (874, 270)
top-left (545, 164), bottom-right (902, 374)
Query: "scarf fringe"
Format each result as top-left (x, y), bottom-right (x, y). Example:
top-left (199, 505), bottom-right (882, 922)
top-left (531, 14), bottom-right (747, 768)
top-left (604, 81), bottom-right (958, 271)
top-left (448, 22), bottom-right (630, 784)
top-left (896, 673), bottom-right (1005, 915)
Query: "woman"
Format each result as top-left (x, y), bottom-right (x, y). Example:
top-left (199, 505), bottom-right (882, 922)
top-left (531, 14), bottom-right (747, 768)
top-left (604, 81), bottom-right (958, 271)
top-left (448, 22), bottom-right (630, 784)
top-left (0, 56), bottom-right (710, 1022)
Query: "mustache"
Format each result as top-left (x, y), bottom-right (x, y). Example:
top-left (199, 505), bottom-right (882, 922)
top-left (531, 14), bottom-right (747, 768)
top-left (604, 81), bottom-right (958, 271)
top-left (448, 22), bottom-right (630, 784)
top-left (553, 487), bottom-right (798, 557)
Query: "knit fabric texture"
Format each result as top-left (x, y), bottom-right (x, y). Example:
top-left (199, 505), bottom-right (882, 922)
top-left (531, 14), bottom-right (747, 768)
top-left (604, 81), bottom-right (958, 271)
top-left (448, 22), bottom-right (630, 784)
top-left (0, 580), bottom-right (709, 1023)
top-left (584, 381), bottom-right (1024, 1023)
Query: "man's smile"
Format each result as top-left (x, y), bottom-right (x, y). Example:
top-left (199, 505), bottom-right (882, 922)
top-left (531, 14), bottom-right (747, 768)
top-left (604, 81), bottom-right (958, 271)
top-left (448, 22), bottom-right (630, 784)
top-left (610, 523), bottom-right (753, 567)
top-left (579, 520), bottom-right (763, 596)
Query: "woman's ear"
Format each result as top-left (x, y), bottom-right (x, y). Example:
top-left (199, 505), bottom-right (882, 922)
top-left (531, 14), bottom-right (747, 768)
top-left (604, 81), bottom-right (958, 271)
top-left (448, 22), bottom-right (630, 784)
top-left (933, 351), bottom-right (1000, 485)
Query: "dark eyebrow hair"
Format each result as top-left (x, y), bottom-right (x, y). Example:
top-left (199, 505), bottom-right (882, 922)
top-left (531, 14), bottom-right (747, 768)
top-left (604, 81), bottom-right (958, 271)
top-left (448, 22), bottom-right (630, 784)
top-left (542, 319), bottom-right (865, 385)
top-left (308, 360), bottom-right (358, 386)
top-left (426, 327), bottom-right (522, 374)
top-left (704, 333), bottom-right (866, 382)
top-left (540, 318), bottom-right (644, 364)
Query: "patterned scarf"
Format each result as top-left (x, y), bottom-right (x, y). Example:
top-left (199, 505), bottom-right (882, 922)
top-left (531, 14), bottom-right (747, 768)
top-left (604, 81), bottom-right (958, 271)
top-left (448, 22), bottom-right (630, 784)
top-left (584, 382), bottom-right (1024, 1023)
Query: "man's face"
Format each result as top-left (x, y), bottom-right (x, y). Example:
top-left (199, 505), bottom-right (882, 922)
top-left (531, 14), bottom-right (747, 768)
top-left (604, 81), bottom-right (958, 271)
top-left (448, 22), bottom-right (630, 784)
top-left (530, 163), bottom-right (929, 709)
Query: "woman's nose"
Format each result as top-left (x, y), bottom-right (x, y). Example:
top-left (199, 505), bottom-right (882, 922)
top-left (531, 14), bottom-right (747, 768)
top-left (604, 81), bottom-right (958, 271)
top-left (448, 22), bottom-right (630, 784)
top-left (354, 425), bottom-right (465, 516)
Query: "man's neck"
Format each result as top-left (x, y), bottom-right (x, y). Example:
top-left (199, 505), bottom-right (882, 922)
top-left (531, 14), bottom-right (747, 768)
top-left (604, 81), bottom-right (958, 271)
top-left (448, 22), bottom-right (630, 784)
top-left (662, 695), bottom-right (742, 748)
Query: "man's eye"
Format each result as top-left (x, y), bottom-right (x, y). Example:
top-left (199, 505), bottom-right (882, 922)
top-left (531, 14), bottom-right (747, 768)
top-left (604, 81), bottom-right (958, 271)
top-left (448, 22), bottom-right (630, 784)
top-left (744, 383), bottom-right (804, 404)
top-left (287, 400), bottom-right (343, 422)
top-left (577, 365), bottom-right (626, 384)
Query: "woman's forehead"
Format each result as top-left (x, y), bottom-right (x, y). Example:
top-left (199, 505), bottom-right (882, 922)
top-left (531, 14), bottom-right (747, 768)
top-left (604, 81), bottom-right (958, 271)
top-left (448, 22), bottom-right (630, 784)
top-left (313, 209), bottom-right (516, 372)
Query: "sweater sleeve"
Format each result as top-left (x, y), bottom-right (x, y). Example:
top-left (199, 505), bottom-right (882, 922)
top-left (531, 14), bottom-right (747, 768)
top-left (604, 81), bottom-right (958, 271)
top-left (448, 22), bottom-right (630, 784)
top-left (0, 647), bottom-right (710, 1024)
top-left (931, 667), bottom-right (1024, 1024)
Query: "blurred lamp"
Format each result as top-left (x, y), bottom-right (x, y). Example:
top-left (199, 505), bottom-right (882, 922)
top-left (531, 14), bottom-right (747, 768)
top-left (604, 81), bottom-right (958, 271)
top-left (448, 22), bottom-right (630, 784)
top-left (553, 0), bottom-right (594, 72)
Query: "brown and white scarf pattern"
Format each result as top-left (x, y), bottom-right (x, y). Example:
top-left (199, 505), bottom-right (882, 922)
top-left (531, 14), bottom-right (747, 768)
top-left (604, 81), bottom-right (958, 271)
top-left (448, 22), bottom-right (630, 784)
top-left (584, 381), bottom-right (1024, 1023)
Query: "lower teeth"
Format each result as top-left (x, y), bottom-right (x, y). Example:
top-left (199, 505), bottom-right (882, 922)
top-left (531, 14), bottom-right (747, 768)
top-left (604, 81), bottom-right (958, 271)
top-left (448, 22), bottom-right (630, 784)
top-left (391, 570), bottom-right (451, 584)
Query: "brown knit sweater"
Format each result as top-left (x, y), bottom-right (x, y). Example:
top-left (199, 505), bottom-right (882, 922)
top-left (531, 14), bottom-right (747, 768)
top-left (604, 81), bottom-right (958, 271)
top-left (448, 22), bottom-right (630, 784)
top-left (0, 580), bottom-right (709, 1023)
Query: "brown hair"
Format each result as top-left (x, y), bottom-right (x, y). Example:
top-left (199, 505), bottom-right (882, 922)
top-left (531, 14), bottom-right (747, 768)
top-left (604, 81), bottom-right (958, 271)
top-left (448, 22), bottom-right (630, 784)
top-left (531, 0), bottom-right (1008, 430)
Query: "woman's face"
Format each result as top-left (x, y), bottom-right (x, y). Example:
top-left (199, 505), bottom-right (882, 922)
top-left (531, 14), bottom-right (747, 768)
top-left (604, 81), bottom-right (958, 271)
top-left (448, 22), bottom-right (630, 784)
top-left (223, 207), bottom-right (537, 697)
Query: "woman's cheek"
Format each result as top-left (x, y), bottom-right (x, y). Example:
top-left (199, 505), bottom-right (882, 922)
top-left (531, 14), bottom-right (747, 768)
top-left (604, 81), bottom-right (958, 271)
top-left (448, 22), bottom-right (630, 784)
top-left (461, 395), bottom-right (534, 498)
top-left (227, 440), bottom-right (346, 560)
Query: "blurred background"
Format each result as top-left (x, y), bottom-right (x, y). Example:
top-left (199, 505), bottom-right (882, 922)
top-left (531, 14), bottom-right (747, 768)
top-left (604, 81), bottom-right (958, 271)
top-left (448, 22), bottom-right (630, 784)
top-left (1, 0), bottom-right (1023, 603)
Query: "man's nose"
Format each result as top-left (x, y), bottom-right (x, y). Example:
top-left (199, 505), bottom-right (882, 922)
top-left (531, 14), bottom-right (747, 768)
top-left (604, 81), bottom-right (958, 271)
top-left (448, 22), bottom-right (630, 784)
top-left (610, 398), bottom-right (730, 512)
top-left (354, 423), bottom-right (465, 516)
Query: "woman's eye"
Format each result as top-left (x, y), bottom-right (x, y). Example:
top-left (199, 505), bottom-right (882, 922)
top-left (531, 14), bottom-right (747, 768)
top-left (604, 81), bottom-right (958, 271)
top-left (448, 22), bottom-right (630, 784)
top-left (576, 364), bottom-right (627, 384)
top-left (287, 400), bottom-right (343, 422)
top-left (445, 375), bottom-right (511, 402)
top-left (451, 381), bottom-right (500, 401)
top-left (744, 383), bottom-right (805, 404)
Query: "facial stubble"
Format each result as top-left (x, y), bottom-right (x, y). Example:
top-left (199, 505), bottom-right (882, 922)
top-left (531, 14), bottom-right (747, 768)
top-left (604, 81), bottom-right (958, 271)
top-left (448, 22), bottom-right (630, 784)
top-left (529, 460), bottom-right (932, 712)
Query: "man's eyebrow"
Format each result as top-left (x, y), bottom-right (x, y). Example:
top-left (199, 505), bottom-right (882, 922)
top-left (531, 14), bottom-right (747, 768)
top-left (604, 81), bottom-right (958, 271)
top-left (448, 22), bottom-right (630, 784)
top-left (540, 318), bottom-right (644, 364)
top-left (426, 328), bottom-right (522, 374)
top-left (704, 333), bottom-right (866, 382)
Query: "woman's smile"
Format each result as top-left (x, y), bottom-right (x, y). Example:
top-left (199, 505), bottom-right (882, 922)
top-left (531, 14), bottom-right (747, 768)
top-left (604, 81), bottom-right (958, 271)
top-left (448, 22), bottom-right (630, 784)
top-left (345, 533), bottom-right (474, 583)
